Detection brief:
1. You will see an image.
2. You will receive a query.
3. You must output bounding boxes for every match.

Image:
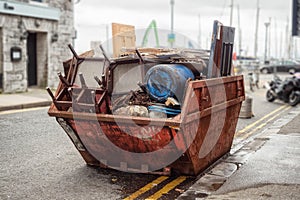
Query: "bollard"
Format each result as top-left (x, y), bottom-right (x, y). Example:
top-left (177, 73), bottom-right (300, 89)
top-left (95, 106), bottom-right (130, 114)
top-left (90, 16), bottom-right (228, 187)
top-left (239, 96), bottom-right (254, 118)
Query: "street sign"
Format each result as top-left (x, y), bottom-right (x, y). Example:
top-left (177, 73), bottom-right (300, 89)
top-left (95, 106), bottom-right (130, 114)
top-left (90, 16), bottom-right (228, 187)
top-left (168, 33), bottom-right (175, 43)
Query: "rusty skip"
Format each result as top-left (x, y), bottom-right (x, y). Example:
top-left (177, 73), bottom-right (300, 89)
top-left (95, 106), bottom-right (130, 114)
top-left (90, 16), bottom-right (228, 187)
top-left (47, 20), bottom-right (245, 175)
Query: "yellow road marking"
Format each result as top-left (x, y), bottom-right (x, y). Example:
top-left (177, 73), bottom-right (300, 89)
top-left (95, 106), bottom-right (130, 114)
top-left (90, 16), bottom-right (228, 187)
top-left (0, 107), bottom-right (47, 115)
top-left (124, 176), bottom-right (169, 200)
top-left (240, 106), bottom-right (291, 140)
top-left (235, 104), bottom-right (288, 137)
top-left (145, 176), bottom-right (187, 200)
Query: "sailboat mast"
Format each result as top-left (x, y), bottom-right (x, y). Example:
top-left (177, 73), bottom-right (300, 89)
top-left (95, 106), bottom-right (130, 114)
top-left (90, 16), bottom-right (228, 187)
top-left (237, 4), bottom-right (242, 57)
top-left (198, 14), bottom-right (201, 48)
top-left (274, 18), bottom-right (278, 58)
top-left (230, 0), bottom-right (234, 26)
top-left (254, 0), bottom-right (260, 58)
top-left (286, 17), bottom-right (291, 59)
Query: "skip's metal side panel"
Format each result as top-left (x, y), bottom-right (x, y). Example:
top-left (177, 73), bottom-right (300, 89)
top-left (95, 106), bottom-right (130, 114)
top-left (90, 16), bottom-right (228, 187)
top-left (57, 118), bottom-right (85, 151)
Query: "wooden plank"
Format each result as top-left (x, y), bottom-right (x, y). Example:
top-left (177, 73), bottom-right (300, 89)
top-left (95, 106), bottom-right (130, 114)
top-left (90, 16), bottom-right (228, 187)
top-left (112, 23), bottom-right (136, 58)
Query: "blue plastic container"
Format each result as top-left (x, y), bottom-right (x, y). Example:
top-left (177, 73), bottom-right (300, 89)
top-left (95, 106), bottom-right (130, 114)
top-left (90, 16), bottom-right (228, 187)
top-left (145, 64), bottom-right (195, 102)
top-left (148, 105), bottom-right (181, 116)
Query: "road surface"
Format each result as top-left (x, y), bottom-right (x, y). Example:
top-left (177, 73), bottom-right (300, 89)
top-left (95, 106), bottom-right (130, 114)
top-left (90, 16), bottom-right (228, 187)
top-left (0, 73), bottom-right (296, 200)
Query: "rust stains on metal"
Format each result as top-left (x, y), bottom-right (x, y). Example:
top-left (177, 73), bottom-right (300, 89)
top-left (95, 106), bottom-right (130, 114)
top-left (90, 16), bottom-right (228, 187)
top-left (47, 20), bottom-right (245, 175)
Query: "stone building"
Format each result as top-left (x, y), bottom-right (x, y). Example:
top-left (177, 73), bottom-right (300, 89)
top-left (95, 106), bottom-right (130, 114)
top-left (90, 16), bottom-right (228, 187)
top-left (0, 0), bottom-right (75, 93)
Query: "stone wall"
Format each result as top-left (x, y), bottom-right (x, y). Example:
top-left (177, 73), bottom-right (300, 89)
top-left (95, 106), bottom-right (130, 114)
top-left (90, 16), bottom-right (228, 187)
top-left (47, 0), bottom-right (75, 89)
top-left (1, 16), bottom-right (27, 93)
top-left (0, 0), bottom-right (75, 93)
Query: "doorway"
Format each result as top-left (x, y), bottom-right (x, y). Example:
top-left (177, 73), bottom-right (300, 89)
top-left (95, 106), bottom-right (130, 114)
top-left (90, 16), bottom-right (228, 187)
top-left (27, 32), bottom-right (37, 86)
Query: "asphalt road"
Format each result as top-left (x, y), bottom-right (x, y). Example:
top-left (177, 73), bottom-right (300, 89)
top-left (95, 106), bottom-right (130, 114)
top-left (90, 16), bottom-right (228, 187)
top-left (236, 72), bottom-right (292, 131)
top-left (0, 108), bottom-right (124, 200)
top-left (0, 72), bottom-right (296, 200)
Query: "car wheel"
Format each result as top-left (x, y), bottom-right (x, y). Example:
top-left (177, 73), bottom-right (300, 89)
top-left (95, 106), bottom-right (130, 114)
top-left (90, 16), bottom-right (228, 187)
top-left (261, 68), bottom-right (269, 74)
top-left (288, 68), bottom-right (296, 74)
top-left (266, 90), bottom-right (276, 102)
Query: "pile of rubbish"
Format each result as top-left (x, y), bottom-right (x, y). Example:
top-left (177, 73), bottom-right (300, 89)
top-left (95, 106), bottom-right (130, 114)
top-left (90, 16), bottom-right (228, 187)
top-left (110, 48), bottom-right (209, 119)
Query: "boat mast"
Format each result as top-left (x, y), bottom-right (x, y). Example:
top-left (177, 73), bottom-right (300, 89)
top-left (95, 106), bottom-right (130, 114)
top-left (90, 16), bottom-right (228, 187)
top-left (268, 18), bottom-right (272, 59)
top-left (170, 0), bottom-right (175, 48)
top-left (237, 4), bottom-right (242, 57)
top-left (264, 21), bottom-right (270, 63)
top-left (198, 14), bottom-right (201, 48)
top-left (280, 31), bottom-right (283, 59)
top-left (230, 0), bottom-right (234, 26)
top-left (274, 18), bottom-right (278, 58)
top-left (254, 0), bottom-right (260, 58)
top-left (286, 17), bottom-right (291, 59)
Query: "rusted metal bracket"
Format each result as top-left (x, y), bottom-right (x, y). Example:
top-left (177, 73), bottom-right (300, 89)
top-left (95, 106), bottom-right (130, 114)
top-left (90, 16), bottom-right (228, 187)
top-left (94, 76), bottom-right (102, 87)
top-left (57, 72), bottom-right (70, 87)
top-left (99, 44), bottom-right (111, 65)
top-left (68, 44), bottom-right (85, 85)
top-left (46, 87), bottom-right (56, 102)
top-left (135, 48), bottom-right (145, 64)
top-left (78, 72), bottom-right (87, 88)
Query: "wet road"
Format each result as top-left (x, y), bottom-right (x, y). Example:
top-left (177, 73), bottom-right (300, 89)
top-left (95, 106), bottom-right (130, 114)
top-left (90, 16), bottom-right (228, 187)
top-left (0, 72), bottom-right (295, 200)
top-left (0, 108), bottom-right (194, 200)
top-left (236, 72), bottom-right (292, 131)
top-left (0, 108), bottom-right (122, 199)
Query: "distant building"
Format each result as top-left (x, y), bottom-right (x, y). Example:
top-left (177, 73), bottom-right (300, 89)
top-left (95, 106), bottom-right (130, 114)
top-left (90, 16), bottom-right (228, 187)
top-left (0, 0), bottom-right (75, 93)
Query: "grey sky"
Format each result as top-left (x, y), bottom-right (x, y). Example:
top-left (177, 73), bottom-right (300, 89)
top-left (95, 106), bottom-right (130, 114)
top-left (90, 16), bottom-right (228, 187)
top-left (74, 0), bottom-right (294, 59)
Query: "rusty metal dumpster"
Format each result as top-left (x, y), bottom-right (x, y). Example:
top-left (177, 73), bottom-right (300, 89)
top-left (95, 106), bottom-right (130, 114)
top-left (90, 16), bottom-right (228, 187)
top-left (47, 21), bottom-right (245, 175)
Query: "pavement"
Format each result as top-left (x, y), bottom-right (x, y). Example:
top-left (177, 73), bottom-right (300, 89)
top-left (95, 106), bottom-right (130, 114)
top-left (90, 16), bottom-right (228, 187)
top-left (178, 106), bottom-right (300, 199)
top-left (0, 88), bottom-right (299, 200)
top-left (0, 88), bottom-right (52, 112)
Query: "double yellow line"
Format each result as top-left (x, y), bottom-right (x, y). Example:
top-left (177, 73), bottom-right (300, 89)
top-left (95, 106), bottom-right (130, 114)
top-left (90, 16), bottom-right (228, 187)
top-left (235, 104), bottom-right (290, 139)
top-left (125, 105), bottom-right (291, 200)
top-left (124, 176), bottom-right (187, 200)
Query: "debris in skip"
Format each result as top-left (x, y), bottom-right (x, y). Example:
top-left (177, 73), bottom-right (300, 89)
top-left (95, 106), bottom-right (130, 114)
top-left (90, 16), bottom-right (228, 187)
top-left (47, 20), bottom-right (245, 176)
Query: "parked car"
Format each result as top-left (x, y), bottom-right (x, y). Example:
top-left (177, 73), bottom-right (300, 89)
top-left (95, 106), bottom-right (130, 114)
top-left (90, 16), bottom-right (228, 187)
top-left (233, 56), bottom-right (260, 74)
top-left (260, 60), bottom-right (300, 74)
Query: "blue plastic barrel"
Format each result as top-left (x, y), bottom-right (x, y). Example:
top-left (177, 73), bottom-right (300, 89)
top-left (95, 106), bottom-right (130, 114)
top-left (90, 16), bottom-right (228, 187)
top-left (145, 64), bottom-right (194, 102)
top-left (148, 105), bottom-right (181, 115)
